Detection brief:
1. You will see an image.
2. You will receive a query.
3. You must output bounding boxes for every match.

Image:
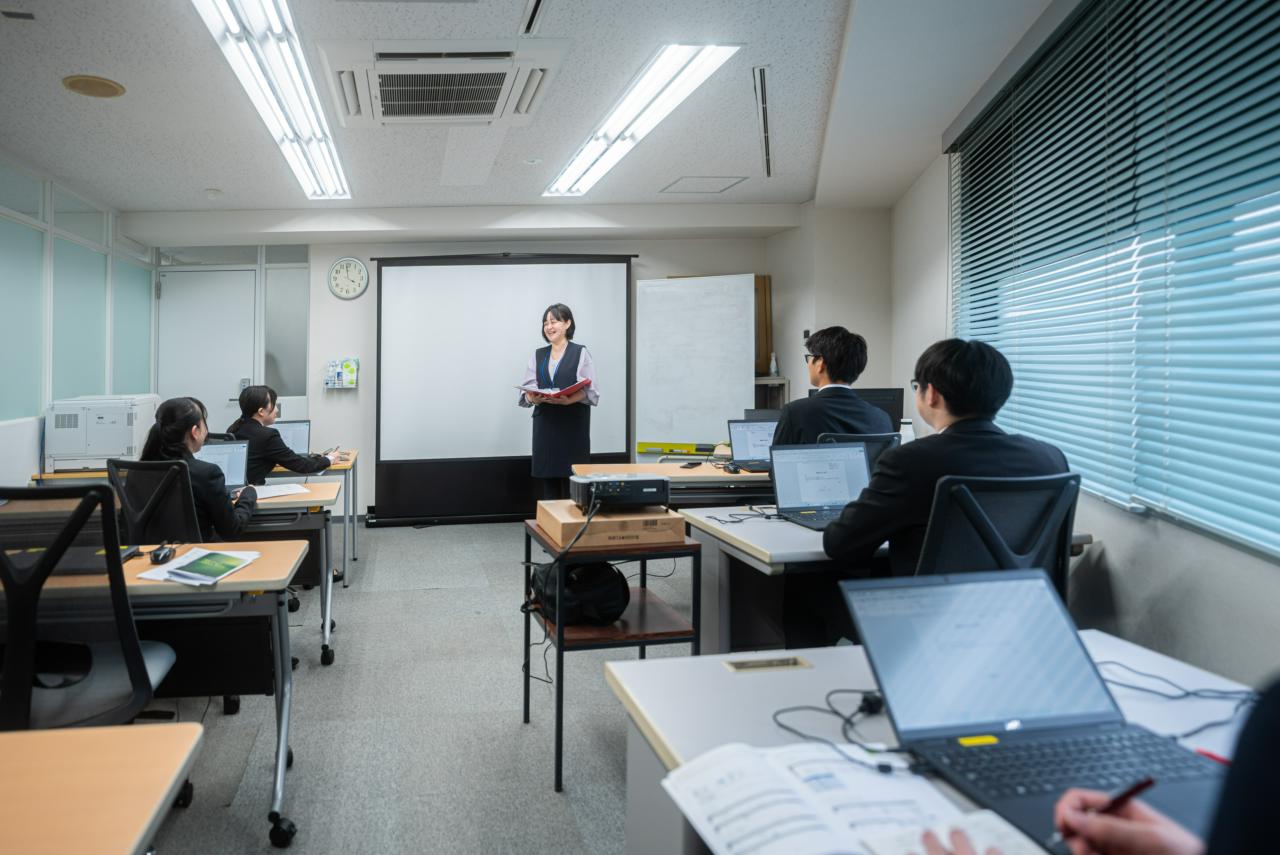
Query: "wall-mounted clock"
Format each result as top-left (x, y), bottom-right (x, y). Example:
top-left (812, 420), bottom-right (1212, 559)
top-left (328, 256), bottom-right (369, 300)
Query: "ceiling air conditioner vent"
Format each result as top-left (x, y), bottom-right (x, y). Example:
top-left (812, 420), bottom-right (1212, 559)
top-left (319, 39), bottom-right (566, 127)
top-left (378, 72), bottom-right (508, 118)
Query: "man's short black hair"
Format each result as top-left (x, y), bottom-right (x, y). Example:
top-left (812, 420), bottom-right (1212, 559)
top-left (805, 326), bottom-right (868, 384)
top-left (913, 338), bottom-right (1013, 419)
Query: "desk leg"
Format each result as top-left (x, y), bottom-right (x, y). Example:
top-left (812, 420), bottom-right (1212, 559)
top-left (555, 561), bottom-right (565, 792)
top-left (340, 465), bottom-right (351, 588)
top-left (320, 511), bottom-right (335, 665)
top-left (690, 529), bottom-right (730, 654)
top-left (691, 549), bottom-right (701, 656)
top-left (623, 719), bottom-right (703, 855)
top-left (522, 531), bottom-right (532, 725)
top-left (638, 559), bottom-right (647, 660)
top-left (268, 592), bottom-right (296, 845)
top-left (351, 457), bottom-right (359, 562)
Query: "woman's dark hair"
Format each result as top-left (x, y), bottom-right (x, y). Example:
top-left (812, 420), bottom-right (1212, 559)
top-left (228, 385), bottom-right (278, 433)
top-left (541, 303), bottom-right (576, 342)
top-left (913, 338), bottom-right (1013, 419)
top-left (141, 397), bottom-right (209, 461)
top-left (804, 326), bottom-right (869, 384)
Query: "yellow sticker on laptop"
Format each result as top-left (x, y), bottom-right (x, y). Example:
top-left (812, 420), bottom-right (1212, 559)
top-left (957, 735), bottom-right (999, 747)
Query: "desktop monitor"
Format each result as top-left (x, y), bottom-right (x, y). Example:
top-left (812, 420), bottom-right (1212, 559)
top-left (743, 408), bottom-right (782, 421)
top-left (274, 420), bottom-right (311, 455)
top-left (857, 388), bottom-right (904, 425)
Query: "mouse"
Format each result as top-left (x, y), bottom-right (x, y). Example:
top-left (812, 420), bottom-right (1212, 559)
top-left (724, 462), bottom-right (741, 474)
top-left (150, 545), bottom-right (176, 565)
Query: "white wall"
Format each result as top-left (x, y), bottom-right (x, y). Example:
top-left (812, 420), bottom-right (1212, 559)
top-left (890, 155), bottom-right (950, 432)
top-left (764, 203), bottom-right (894, 400)
top-left (308, 237), bottom-right (768, 511)
top-left (888, 154), bottom-right (1280, 686)
top-left (0, 417), bottom-right (42, 487)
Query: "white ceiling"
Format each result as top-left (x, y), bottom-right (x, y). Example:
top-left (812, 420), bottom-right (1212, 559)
top-left (0, 0), bottom-right (1050, 215)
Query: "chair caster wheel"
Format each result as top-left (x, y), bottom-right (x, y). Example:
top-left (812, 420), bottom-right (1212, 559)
top-left (333, 571), bottom-right (345, 582)
top-left (329, 619), bottom-right (336, 632)
top-left (174, 779), bottom-right (194, 808)
top-left (287, 596), bottom-right (300, 613)
top-left (301, 584), bottom-right (314, 590)
top-left (287, 747), bottom-right (294, 769)
top-left (223, 695), bottom-right (240, 715)
top-left (321, 647), bottom-right (335, 666)
top-left (291, 656), bottom-right (299, 671)
top-left (269, 817), bottom-right (297, 848)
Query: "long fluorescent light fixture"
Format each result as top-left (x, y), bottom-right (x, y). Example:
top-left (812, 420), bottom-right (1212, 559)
top-left (190, 0), bottom-right (350, 199)
top-left (544, 44), bottom-right (739, 197)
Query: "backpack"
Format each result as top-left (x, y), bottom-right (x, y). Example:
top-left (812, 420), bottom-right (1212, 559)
top-left (529, 560), bottom-right (630, 625)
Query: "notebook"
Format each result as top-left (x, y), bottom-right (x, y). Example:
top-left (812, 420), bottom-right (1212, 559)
top-left (840, 571), bottom-right (1226, 846)
top-left (769, 443), bottom-right (870, 530)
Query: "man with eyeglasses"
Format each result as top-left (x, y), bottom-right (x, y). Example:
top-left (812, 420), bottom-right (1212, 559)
top-left (787, 339), bottom-right (1069, 647)
top-left (770, 326), bottom-right (893, 447)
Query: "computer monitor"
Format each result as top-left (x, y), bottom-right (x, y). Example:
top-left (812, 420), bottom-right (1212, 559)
top-left (770, 443), bottom-right (870, 512)
top-left (743, 408), bottom-right (781, 421)
top-left (727, 419), bottom-right (778, 466)
top-left (193, 439), bottom-right (249, 491)
top-left (274, 419), bottom-right (311, 455)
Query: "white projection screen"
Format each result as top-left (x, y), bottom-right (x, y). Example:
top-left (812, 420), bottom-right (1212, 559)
top-left (378, 258), bottom-right (629, 463)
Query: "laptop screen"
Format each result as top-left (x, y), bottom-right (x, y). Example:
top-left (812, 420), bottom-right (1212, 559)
top-left (193, 440), bottom-right (249, 490)
top-left (727, 419), bottom-right (777, 462)
top-left (274, 420), bottom-right (311, 455)
top-left (841, 572), bottom-right (1122, 743)
top-left (770, 443), bottom-right (870, 510)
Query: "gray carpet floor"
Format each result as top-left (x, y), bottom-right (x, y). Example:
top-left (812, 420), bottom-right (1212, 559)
top-left (150, 521), bottom-right (697, 854)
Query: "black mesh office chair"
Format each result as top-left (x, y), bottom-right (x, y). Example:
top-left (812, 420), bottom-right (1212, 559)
top-left (816, 432), bottom-right (902, 470)
top-left (107, 459), bottom-right (202, 545)
top-left (915, 473), bottom-right (1081, 599)
top-left (0, 485), bottom-right (175, 730)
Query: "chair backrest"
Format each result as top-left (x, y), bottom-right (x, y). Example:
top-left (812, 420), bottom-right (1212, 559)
top-left (915, 473), bottom-right (1082, 598)
top-left (107, 458), bottom-right (202, 545)
top-left (816, 432), bottom-right (902, 471)
top-left (0, 485), bottom-right (153, 730)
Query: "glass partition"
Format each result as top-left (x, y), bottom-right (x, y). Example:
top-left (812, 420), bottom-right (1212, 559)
top-left (53, 238), bottom-right (108, 399)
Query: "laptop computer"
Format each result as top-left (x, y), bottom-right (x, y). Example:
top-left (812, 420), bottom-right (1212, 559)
top-left (193, 439), bottom-right (249, 496)
top-left (727, 419), bottom-right (778, 473)
top-left (769, 443), bottom-right (870, 530)
top-left (840, 571), bottom-right (1226, 845)
top-left (274, 419), bottom-right (311, 455)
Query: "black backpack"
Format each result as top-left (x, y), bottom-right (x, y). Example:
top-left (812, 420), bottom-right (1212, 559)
top-left (529, 560), bottom-right (630, 626)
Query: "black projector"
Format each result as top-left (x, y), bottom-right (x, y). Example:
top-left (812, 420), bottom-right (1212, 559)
top-left (569, 474), bottom-right (671, 508)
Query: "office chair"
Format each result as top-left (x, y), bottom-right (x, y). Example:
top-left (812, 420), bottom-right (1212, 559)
top-left (915, 473), bottom-right (1081, 599)
top-left (816, 432), bottom-right (901, 470)
top-left (107, 459), bottom-right (202, 545)
top-left (0, 485), bottom-right (175, 731)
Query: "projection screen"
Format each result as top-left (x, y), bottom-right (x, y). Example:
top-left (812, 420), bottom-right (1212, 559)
top-left (379, 257), bottom-right (628, 462)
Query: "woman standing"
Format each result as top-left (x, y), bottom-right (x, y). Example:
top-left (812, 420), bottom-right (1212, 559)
top-left (518, 303), bottom-right (599, 501)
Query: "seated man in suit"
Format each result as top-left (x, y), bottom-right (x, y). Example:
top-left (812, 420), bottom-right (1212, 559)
top-left (824, 338), bottom-right (1069, 574)
top-left (771, 326), bottom-right (893, 446)
top-left (785, 339), bottom-right (1069, 648)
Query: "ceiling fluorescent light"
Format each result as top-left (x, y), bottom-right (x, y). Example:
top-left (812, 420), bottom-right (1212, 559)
top-left (190, 0), bottom-right (350, 200)
top-left (544, 43), bottom-right (738, 197)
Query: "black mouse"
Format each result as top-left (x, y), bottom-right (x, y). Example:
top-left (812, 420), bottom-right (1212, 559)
top-left (150, 545), bottom-right (175, 564)
top-left (724, 462), bottom-right (741, 474)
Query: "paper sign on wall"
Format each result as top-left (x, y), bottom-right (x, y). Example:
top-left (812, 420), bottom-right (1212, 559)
top-left (324, 358), bottom-right (359, 389)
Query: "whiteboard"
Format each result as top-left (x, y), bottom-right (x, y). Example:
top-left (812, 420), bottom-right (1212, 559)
top-left (635, 274), bottom-right (756, 447)
top-left (379, 260), bottom-right (628, 460)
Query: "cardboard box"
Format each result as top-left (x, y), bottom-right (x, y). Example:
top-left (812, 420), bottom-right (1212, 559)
top-left (535, 500), bottom-right (685, 549)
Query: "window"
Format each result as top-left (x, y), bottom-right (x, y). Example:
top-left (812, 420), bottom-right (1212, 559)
top-left (264, 267), bottom-right (308, 397)
top-left (52, 238), bottom-right (108, 399)
top-left (112, 258), bottom-right (153, 394)
top-left (950, 0), bottom-right (1280, 557)
top-left (0, 216), bottom-right (44, 419)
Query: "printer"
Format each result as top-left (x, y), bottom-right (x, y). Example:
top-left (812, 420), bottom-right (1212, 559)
top-left (44, 394), bottom-right (161, 471)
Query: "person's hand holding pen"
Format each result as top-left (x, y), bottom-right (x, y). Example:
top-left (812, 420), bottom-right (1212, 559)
top-left (1051, 783), bottom-right (1204, 855)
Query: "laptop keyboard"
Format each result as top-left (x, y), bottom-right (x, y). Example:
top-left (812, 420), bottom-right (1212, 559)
top-left (928, 729), bottom-right (1219, 800)
top-left (782, 508), bottom-right (843, 529)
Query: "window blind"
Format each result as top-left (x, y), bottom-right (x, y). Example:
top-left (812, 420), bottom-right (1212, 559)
top-left (950, 0), bottom-right (1280, 557)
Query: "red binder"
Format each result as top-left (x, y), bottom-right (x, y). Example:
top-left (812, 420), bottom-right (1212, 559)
top-left (517, 378), bottom-right (591, 399)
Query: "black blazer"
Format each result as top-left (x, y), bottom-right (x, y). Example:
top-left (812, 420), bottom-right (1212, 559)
top-left (1205, 677), bottom-right (1278, 853)
top-left (823, 418), bottom-right (1069, 576)
top-left (186, 455), bottom-right (257, 541)
top-left (772, 386), bottom-right (894, 446)
top-left (232, 419), bottom-right (331, 485)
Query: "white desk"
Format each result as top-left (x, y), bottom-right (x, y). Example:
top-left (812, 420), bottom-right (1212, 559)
top-left (605, 630), bottom-right (1249, 855)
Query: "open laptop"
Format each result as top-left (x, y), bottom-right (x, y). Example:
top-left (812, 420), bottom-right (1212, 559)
top-left (274, 419), bottom-right (311, 455)
top-left (726, 419), bottom-right (778, 472)
top-left (769, 443), bottom-right (870, 530)
top-left (841, 571), bottom-right (1226, 846)
top-left (193, 439), bottom-right (249, 496)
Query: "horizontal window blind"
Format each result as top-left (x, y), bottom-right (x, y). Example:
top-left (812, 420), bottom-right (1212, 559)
top-left (950, 0), bottom-right (1280, 557)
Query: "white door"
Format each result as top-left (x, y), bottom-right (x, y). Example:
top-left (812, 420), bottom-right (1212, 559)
top-left (157, 269), bottom-right (256, 433)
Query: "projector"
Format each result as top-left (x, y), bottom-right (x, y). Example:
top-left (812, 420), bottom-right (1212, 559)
top-left (569, 474), bottom-right (670, 508)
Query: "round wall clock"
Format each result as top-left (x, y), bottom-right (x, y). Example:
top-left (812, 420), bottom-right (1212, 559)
top-left (328, 257), bottom-right (369, 300)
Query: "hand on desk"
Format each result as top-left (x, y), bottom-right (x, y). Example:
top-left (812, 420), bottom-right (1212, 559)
top-left (1053, 789), bottom-right (1204, 855)
top-left (918, 829), bottom-right (1001, 855)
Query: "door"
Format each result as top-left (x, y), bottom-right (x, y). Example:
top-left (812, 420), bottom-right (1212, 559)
top-left (157, 269), bottom-right (256, 433)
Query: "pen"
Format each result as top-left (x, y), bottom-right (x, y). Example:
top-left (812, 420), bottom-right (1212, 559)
top-left (1043, 776), bottom-right (1155, 849)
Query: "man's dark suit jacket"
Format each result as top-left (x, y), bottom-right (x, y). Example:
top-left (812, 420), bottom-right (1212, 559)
top-left (822, 418), bottom-right (1069, 576)
top-left (186, 455), bottom-right (257, 541)
top-left (772, 386), bottom-right (894, 446)
top-left (232, 418), bottom-right (331, 485)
